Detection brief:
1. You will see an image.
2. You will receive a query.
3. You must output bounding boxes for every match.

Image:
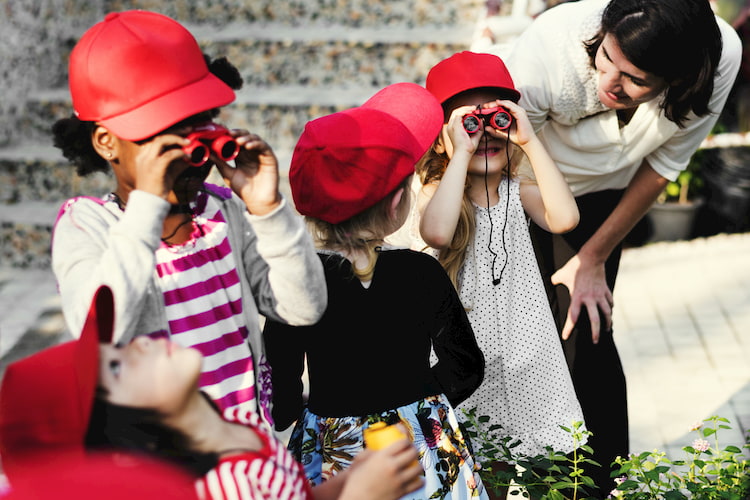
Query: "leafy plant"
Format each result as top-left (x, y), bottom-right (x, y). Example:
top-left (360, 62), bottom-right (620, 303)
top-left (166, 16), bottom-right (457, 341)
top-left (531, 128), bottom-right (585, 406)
top-left (609, 416), bottom-right (750, 500)
top-left (461, 410), bottom-right (750, 500)
top-left (461, 407), bottom-right (599, 499)
top-left (657, 150), bottom-right (706, 204)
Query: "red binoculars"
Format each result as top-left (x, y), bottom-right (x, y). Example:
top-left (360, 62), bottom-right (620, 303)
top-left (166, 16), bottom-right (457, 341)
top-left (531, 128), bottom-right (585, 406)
top-left (462, 106), bottom-right (513, 134)
top-left (183, 123), bottom-right (239, 167)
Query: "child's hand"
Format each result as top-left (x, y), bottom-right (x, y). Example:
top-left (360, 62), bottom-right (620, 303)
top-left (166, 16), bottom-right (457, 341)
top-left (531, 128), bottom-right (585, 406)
top-left (445, 105), bottom-right (484, 157)
top-left (132, 134), bottom-right (192, 201)
top-left (340, 439), bottom-right (424, 500)
top-left (213, 129), bottom-right (281, 216)
top-left (484, 99), bottom-right (536, 147)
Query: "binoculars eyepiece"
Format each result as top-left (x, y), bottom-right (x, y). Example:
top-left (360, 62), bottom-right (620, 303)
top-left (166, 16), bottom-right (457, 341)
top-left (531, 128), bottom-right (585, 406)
top-left (183, 123), bottom-right (239, 167)
top-left (462, 106), bottom-right (512, 134)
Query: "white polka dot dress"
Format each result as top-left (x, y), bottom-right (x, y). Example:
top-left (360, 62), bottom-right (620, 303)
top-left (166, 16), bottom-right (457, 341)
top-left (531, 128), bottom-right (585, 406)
top-left (457, 177), bottom-right (586, 457)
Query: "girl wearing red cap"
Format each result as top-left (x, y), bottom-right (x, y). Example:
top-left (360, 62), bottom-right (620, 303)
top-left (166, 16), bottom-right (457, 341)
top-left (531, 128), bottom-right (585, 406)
top-left (262, 83), bottom-right (489, 499)
top-left (0, 287), bottom-right (423, 500)
top-left (417, 51), bottom-right (585, 496)
top-left (49, 11), bottom-right (326, 432)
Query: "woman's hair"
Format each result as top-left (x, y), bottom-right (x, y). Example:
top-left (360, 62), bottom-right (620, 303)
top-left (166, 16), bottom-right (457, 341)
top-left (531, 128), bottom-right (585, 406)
top-left (584, 0), bottom-right (722, 128)
top-left (52, 55), bottom-right (244, 176)
top-left (416, 133), bottom-right (522, 290)
top-left (85, 390), bottom-right (219, 476)
top-left (305, 177), bottom-right (412, 282)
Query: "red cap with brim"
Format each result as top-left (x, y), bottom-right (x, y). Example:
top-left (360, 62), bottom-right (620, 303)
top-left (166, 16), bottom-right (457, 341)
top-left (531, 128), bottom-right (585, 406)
top-left (0, 286), bottom-right (115, 482)
top-left (289, 82), bottom-right (443, 224)
top-left (426, 51), bottom-right (521, 104)
top-left (70, 11), bottom-right (235, 141)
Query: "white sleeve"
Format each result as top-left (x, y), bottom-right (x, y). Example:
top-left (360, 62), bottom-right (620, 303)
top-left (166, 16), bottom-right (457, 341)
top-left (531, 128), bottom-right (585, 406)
top-left (52, 191), bottom-right (168, 341)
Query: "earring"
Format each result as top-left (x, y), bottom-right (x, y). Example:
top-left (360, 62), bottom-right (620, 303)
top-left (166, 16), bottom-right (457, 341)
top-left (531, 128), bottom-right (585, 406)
top-left (106, 152), bottom-right (113, 159)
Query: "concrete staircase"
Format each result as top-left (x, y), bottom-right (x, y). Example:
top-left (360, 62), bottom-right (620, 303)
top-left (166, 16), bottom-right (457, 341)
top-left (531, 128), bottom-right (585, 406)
top-left (0, 0), bottom-right (480, 268)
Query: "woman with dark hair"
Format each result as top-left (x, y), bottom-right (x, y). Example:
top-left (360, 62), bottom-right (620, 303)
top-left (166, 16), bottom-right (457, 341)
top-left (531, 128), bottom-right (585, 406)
top-left (499, 0), bottom-right (742, 496)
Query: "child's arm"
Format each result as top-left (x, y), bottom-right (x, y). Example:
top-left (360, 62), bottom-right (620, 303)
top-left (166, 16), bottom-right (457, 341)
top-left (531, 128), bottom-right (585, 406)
top-left (424, 256), bottom-right (485, 406)
top-left (418, 105), bottom-right (483, 249)
top-left (262, 319), bottom-right (307, 431)
top-left (217, 130), bottom-right (327, 326)
top-left (497, 100), bottom-right (579, 234)
top-left (214, 130), bottom-right (281, 216)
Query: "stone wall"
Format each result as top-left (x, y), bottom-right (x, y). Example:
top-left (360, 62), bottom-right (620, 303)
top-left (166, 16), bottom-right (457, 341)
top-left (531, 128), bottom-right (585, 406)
top-left (0, 1), bottom-right (104, 146)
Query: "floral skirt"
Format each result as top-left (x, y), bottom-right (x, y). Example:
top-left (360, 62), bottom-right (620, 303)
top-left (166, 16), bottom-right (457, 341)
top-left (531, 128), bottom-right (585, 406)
top-left (287, 394), bottom-right (488, 500)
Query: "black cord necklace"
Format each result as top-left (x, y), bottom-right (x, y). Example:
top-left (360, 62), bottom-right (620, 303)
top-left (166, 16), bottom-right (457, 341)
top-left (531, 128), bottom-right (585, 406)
top-left (483, 132), bottom-right (511, 287)
top-left (161, 215), bottom-right (194, 244)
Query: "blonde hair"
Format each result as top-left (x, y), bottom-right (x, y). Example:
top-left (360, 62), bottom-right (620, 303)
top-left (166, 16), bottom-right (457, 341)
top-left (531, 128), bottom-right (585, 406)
top-left (305, 178), bottom-right (411, 282)
top-left (415, 136), bottom-right (523, 290)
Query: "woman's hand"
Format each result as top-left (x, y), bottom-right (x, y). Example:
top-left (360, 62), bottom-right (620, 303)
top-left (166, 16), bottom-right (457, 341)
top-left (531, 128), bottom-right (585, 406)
top-left (551, 253), bottom-right (613, 344)
top-left (213, 129), bottom-right (281, 216)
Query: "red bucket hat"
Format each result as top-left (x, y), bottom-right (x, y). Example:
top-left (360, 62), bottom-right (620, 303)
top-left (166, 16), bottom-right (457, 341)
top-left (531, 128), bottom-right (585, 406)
top-left (425, 51), bottom-right (521, 104)
top-left (289, 82), bottom-right (443, 224)
top-left (69, 10), bottom-right (235, 141)
top-left (0, 286), bottom-right (114, 481)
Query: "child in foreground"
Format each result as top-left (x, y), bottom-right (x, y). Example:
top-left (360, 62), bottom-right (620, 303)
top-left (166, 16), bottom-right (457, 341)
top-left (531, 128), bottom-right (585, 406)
top-left (0, 286), bottom-right (424, 500)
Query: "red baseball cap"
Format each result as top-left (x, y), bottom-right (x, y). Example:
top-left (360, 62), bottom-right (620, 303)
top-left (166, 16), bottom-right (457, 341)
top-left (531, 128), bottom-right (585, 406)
top-left (289, 82), bottom-right (442, 224)
top-left (0, 286), bottom-right (114, 481)
top-left (425, 51), bottom-right (521, 104)
top-left (5, 451), bottom-right (199, 500)
top-left (69, 10), bottom-right (236, 141)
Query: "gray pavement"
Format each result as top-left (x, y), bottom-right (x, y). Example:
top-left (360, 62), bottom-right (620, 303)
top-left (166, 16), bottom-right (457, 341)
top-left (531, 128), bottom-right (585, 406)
top-left (1, 232), bottom-right (749, 460)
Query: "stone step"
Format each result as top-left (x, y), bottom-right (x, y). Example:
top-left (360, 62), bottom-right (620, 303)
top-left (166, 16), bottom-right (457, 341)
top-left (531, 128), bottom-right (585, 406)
top-left (0, 164), bottom-right (295, 270)
top-left (12, 18), bottom-right (472, 147)
top-left (20, 82), bottom-right (429, 154)
top-left (194, 22), bottom-right (471, 88)
top-left (103, 0), bottom-right (482, 29)
top-left (43, 23), bottom-right (470, 93)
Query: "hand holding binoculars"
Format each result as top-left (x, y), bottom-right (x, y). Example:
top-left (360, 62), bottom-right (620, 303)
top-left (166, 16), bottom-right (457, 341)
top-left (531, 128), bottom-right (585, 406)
top-left (183, 123), bottom-right (240, 167)
top-left (462, 106), bottom-right (512, 134)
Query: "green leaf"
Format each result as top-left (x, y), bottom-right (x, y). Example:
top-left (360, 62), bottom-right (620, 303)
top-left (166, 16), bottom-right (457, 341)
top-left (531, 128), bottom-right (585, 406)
top-left (664, 490), bottom-right (689, 500)
top-left (618, 480), bottom-right (640, 491)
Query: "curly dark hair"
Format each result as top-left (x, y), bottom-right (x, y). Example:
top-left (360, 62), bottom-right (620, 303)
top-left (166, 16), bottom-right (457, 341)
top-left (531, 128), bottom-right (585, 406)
top-left (52, 54), bottom-right (244, 176)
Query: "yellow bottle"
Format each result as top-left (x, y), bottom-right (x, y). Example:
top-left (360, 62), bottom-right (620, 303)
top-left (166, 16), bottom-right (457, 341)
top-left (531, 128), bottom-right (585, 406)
top-left (363, 422), bottom-right (408, 450)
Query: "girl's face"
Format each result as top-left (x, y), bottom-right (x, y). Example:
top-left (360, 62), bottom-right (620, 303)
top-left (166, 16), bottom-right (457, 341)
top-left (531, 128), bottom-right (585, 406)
top-left (98, 336), bottom-right (202, 412)
top-left (595, 34), bottom-right (668, 110)
top-left (104, 113), bottom-right (216, 205)
top-left (441, 89), bottom-right (513, 177)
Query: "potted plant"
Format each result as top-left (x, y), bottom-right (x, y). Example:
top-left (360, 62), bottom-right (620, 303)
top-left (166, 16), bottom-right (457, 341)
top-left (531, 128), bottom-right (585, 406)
top-left (647, 149), bottom-right (706, 242)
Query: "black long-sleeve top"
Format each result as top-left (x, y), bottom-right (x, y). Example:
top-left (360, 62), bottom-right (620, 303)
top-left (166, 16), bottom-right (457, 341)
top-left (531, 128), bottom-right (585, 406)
top-left (263, 249), bottom-right (485, 431)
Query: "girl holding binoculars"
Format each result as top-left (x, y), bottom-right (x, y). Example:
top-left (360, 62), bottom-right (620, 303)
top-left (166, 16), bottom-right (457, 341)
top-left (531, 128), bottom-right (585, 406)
top-left (416, 52), bottom-right (584, 497)
top-left (49, 10), bottom-right (326, 431)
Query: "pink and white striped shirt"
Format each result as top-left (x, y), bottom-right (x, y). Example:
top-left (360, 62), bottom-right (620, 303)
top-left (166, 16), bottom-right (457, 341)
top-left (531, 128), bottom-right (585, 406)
top-left (154, 192), bottom-right (258, 417)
